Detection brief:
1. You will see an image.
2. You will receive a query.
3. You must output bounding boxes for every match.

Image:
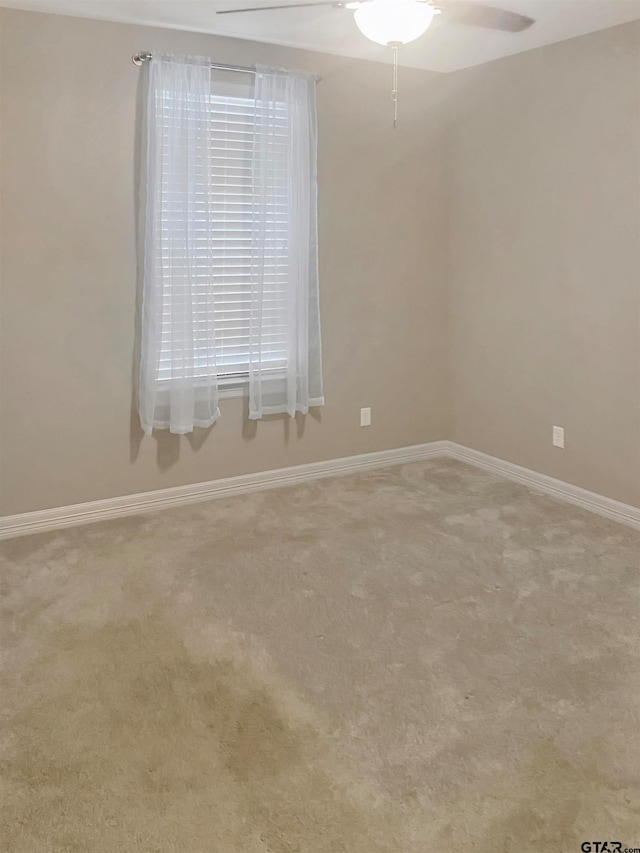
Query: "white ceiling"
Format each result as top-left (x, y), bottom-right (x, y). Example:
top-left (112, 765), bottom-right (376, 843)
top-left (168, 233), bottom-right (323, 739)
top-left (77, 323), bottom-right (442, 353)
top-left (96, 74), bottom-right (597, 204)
top-left (2, 0), bottom-right (639, 72)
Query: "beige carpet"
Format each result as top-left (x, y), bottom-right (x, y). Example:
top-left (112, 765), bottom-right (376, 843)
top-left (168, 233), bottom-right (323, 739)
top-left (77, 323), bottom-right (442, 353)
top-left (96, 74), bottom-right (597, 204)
top-left (1, 459), bottom-right (639, 852)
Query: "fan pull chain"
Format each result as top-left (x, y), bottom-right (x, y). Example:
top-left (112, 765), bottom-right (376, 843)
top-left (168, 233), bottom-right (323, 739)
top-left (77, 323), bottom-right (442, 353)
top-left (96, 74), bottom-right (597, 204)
top-left (391, 43), bottom-right (399, 129)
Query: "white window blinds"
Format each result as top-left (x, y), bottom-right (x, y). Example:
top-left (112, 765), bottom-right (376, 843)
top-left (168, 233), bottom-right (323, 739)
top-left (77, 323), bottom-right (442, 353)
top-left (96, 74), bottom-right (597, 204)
top-left (156, 89), bottom-right (289, 382)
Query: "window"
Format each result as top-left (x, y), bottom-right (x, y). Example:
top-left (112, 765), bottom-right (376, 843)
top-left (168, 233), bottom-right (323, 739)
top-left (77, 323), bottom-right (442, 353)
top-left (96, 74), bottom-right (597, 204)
top-left (139, 56), bottom-right (322, 435)
top-left (155, 87), bottom-right (289, 388)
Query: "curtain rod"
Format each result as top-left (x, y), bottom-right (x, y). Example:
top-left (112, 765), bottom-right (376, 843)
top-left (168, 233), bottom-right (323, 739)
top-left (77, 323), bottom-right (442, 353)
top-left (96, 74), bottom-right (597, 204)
top-left (132, 52), bottom-right (321, 81)
top-left (132, 52), bottom-right (255, 75)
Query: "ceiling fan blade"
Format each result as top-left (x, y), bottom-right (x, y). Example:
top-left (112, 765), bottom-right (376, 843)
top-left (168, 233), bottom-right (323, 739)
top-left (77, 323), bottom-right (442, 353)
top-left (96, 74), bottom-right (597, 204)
top-left (438, 1), bottom-right (534, 32)
top-left (217, 1), bottom-right (340, 13)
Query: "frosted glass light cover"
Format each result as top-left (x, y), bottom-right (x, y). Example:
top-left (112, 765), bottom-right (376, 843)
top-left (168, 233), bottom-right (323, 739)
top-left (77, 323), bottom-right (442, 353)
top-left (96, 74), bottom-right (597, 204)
top-left (354, 0), bottom-right (435, 46)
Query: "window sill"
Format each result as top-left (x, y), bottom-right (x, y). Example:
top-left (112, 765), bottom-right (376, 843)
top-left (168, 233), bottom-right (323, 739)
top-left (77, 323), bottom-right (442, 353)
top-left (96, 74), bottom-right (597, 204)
top-left (156, 370), bottom-right (284, 401)
top-left (219, 383), bottom-right (247, 400)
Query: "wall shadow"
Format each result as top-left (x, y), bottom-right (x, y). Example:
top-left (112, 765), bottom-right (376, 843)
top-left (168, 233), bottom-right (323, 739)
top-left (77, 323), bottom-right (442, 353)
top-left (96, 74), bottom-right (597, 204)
top-left (241, 404), bottom-right (322, 446)
top-left (187, 422), bottom-right (217, 452)
top-left (154, 431), bottom-right (180, 470)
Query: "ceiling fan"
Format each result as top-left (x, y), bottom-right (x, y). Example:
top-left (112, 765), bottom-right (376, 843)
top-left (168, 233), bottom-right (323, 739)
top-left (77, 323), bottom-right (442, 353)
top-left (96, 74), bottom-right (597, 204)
top-left (216, 0), bottom-right (535, 126)
top-left (217, 0), bottom-right (535, 40)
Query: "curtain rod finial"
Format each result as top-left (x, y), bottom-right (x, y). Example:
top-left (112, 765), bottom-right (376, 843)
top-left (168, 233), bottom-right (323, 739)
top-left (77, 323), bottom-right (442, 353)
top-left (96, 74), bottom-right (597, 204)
top-left (132, 52), bottom-right (151, 66)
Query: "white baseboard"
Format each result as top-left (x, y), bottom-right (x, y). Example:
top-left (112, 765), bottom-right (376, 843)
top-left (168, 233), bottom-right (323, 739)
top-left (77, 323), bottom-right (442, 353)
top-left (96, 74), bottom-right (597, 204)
top-left (1, 439), bottom-right (638, 540)
top-left (442, 442), bottom-right (640, 531)
top-left (0, 441), bottom-right (448, 540)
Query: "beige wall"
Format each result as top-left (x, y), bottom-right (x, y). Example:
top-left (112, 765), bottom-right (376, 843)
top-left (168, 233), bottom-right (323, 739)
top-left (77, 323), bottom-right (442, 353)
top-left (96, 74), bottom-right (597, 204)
top-left (1, 10), bottom-right (638, 516)
top-left (0, 8), bottom-right (450, 515)
top-left (449, 22), bottom-right (640, 507)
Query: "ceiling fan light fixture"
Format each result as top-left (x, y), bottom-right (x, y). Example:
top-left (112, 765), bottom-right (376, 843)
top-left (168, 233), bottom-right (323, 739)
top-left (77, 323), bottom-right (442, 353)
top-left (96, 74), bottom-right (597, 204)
top-left (353, 0), bottom-right (436, 46)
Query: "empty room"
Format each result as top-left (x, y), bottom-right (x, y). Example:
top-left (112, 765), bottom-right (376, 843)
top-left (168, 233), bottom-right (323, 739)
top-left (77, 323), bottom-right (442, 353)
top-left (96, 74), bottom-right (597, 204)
top-left (1, 0), bottom-right (639, 850)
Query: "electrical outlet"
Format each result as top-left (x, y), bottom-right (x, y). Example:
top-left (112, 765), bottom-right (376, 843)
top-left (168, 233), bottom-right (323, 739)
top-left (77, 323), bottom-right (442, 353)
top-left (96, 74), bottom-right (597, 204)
top-left (360, 407), bottom-right (371, 427)
top-left (552, 425), bottom-right (565, 448)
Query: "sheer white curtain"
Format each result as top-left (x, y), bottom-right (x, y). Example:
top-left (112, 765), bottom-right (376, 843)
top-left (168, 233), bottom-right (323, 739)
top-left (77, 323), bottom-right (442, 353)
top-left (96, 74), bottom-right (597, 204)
top-left (139, 56), bottom-right (322, 434)
top-left (248, 66), bottom-right (323, 419)
top-left (139, 54), bottom-right (220, 435)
